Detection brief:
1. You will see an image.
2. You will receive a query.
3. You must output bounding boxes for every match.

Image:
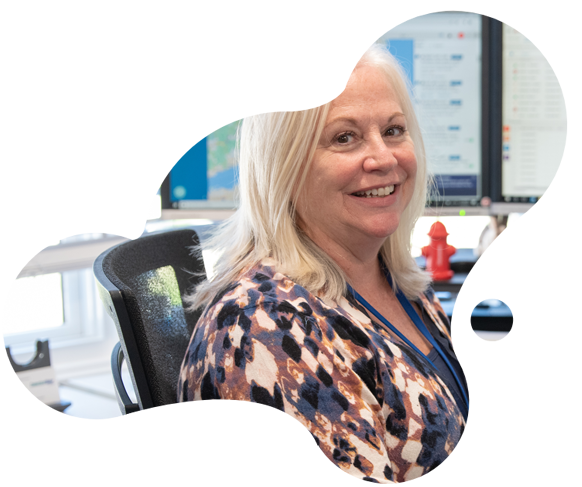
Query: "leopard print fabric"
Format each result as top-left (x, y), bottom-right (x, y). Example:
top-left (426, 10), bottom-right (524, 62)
top-left (178, 258), bottom-right (465, 483)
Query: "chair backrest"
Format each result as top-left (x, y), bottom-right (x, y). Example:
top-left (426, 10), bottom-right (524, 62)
top-left (94, 228), bottom-right (206, 410)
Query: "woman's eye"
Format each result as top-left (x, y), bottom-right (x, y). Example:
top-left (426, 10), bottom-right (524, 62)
top-left (385, 126), bottom-right (406, 137)
top-left (335, 132), bottom-right (354, 145)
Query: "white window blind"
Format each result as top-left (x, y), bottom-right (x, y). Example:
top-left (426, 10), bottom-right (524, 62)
top-left (2, 10), bottom-right (161, 350)
top-left (2, 11), bottom-right (160, 264)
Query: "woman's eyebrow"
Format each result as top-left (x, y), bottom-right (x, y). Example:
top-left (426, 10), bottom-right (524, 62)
top-left (325, 112), bottom-right (406, 127)
top-left (387, 112), bottom-right (406, 121)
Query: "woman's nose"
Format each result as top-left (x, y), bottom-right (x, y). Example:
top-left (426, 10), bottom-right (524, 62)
top-left (362, 134), bottom-right (398, 172)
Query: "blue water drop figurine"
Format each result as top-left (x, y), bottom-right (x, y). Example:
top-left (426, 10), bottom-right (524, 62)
top-left (513, 231), bottom-right (557, 281)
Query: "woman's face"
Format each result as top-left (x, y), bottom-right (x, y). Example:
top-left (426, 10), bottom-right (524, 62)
top-left (296, 65), bottom-right (417, 255)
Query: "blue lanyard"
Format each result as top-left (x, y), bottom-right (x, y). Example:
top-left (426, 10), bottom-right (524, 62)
top-left (346, 279), bottom-right (469, 412)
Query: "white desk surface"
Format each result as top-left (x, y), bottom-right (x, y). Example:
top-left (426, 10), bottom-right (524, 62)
top-left (2, 375), bottom-right (568, 484)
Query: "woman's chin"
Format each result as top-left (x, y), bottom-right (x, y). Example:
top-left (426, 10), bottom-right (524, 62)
top-left (357, 217), bottom-right (402, 241)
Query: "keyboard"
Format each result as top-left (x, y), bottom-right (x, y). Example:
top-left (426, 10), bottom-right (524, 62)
top-left (483, 381), bottom-right (568, 423)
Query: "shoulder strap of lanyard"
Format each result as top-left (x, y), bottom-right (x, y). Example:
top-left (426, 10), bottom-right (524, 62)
top-left (346, 278), bottom-right (469, 410)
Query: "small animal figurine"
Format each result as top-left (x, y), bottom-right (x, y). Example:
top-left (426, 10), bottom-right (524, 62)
top-left (475, 215), bottom-right (517, 281)
top-left (422, 221), bottom-right (456, 281)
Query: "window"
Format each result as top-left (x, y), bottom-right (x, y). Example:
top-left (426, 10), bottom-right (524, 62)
top-left (2, 11), bottom-right (161, 354)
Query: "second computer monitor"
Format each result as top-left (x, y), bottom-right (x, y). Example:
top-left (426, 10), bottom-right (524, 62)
top-left (499, 24), bottom-right (567, 205)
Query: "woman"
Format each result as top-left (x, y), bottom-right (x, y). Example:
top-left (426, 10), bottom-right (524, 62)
top-left (178, 44), bottom-right (468, 483)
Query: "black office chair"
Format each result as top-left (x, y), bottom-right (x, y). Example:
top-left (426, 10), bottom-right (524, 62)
top-left (93, 228), bottom-right (206, 414)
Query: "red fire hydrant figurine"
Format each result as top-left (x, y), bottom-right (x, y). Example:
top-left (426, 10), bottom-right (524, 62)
top-left (421, 221), bottom-right (456, 281)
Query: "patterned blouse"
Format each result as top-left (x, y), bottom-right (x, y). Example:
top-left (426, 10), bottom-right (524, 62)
top-left (178, 258), bottom-right (466, 483)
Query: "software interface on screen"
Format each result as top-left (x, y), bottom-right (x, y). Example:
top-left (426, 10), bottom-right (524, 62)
top-left (161, 12), bottom-right (482, 209)
top-left (501, 25), bottom-right (567, 202)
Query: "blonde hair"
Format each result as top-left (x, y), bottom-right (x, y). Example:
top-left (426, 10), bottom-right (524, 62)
top-left (186, 43), bottom-right (431, 311)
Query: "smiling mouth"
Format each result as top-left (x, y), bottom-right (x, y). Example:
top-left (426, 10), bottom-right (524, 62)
top-left (352, 185), bottom-right (396, 198)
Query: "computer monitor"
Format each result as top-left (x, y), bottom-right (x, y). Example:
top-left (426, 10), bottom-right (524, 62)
top-left (491, 23), bottom-right (567, 213)
top-left (162, 12), bottom-right (490, 215)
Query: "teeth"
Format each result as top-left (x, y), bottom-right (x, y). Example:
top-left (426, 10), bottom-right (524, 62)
top-left (354, 185), bottom-right (395, 198)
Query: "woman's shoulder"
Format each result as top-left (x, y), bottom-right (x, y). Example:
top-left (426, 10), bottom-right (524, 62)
top-left (189, 259), bottom-right (376, 373)
top-left (197, 258), bottom-right (372, 350)
top-left (201, 258), bottom-right (322, 319)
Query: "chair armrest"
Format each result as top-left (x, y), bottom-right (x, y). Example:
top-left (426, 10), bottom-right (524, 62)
top-left (111, 342), bottom-right (137, 407)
